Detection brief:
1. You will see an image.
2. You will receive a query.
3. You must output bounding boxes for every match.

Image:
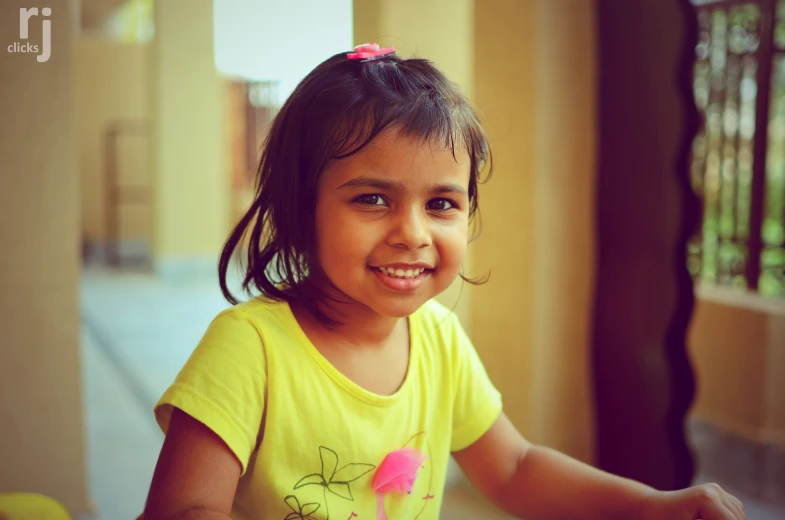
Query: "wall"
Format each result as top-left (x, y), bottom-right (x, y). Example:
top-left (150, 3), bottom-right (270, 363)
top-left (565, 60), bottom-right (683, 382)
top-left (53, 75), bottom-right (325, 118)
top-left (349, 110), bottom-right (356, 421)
top-left (0, 0), bottom-right (90, 514)
top-left (689, 289), bottom-right (785, 445)
top-left (73, 35), bottom-right (150, 248)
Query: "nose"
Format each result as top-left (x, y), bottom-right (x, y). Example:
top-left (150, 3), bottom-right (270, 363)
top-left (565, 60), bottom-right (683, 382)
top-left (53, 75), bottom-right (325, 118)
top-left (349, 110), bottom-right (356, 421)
top-left (386, 207), bottom-right (432, 250)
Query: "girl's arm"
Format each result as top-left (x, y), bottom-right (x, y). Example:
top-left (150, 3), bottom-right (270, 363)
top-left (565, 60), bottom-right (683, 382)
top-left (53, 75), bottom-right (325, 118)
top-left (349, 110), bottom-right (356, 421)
top-left (142, 408), bottom-right (241, 520)
top-left (452, 412), bottom-right (745, 520)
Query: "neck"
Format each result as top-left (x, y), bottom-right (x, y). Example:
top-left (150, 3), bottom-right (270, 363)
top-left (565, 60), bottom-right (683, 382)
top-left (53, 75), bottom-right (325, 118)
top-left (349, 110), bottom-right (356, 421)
top-left (291, 278), bottom-right (406, 350)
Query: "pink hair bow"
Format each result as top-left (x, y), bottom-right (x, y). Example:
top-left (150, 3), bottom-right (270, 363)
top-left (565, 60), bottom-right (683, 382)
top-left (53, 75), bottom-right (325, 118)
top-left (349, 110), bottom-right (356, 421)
top-left (347, 42), bottom-right (396, 61)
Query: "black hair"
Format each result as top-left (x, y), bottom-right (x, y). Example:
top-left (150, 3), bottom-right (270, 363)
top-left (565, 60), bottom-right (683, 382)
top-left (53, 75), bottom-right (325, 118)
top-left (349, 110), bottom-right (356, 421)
top-left (218, 50), bottom-right (492, 324)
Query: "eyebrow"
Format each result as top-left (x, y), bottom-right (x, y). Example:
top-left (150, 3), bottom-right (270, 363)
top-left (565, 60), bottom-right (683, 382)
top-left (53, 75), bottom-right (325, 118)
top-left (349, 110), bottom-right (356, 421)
top-left (337, 177), bottom-right (468, 196)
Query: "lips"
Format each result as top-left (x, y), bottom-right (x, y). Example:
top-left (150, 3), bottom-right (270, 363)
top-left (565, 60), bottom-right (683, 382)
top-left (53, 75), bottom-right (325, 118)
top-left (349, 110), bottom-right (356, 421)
top-left (372, 265), bottom-right (430, 292)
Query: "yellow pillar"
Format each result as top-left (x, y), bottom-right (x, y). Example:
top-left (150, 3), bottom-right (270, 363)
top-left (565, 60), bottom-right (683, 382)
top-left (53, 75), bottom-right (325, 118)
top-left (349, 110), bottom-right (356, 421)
top-left (151, 0), bottom-right (229, 279)
top-left (355, 0), bottom-right (474, 97)
top-left (0, 0), bottom-right (90, 514)
top-left (471, 0), bottom-right (540, 441)
top-left (474, 0), bottom-right (597, 462)
top-left (529, 0), bottom-right (597, 462)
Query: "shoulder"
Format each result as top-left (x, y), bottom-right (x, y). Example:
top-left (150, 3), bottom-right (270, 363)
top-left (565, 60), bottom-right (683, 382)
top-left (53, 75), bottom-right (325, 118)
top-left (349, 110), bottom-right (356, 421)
top-left (192, 296), bottom-right (296, 361)
top-left (209, 296), bottom-right (292, 335)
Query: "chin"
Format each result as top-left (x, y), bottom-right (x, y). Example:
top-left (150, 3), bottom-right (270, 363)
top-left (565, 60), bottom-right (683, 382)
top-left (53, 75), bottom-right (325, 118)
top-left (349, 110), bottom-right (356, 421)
top-left (372, 304), bottom-right (422, 319)
top-left (368, 296), bottom-right (431, 318)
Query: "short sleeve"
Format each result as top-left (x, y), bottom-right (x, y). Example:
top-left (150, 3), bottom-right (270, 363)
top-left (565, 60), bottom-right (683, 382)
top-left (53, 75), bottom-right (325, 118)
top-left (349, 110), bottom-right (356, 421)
top-left (448, 313), bottom-right (503, 452)
top-left (154, 308), bottom-right (267, 475)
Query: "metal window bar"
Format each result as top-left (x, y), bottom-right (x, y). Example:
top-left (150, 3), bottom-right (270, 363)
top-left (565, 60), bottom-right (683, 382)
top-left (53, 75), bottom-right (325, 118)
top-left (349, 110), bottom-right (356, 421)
top-left (689, 0), bottom-right (785, 296)
top-left (104, 118), bottom-right (152, 267)
top-left (765, 1), bottom-right (785, 292)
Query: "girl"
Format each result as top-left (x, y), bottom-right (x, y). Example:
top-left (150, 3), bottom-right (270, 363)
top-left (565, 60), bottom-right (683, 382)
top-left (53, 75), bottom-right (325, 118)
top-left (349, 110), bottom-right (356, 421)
top-left (142, 43), bottom-right (746, 520)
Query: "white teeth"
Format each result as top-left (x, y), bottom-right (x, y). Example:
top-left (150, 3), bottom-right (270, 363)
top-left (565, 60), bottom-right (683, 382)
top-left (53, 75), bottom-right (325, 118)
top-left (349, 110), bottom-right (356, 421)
top-left (377, 267), bottom-right (426, 279)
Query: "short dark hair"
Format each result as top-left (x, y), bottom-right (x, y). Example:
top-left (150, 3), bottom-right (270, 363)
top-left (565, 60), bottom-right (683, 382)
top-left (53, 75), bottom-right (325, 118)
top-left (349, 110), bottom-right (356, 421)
top-left (218, 50), bottom-right (492, 322)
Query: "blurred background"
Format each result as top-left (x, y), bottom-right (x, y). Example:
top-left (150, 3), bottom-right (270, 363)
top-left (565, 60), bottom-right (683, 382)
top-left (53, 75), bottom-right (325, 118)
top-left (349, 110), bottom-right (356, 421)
top-left (0, 0), bottom-right (784, 518)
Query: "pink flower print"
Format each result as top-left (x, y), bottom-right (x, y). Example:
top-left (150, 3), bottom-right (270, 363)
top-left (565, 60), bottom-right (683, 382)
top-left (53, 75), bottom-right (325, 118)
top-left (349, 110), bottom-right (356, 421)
top-left (372, 448), bottom-right (426, 520)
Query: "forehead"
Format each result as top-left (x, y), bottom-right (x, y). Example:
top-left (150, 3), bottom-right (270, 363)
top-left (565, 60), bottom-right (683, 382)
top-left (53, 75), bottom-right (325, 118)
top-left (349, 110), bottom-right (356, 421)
top-left (322, 129), bottom-right (471, 187)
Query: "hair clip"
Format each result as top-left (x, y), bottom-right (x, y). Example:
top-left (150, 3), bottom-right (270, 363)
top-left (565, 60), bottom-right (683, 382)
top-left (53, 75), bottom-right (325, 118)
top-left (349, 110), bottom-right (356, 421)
top-left (347, 42), bottom-right (396, 62)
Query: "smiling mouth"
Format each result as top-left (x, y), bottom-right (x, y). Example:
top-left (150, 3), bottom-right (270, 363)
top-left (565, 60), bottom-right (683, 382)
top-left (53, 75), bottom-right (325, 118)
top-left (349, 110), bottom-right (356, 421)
top-left (373, 266), bottom-right (430, 279)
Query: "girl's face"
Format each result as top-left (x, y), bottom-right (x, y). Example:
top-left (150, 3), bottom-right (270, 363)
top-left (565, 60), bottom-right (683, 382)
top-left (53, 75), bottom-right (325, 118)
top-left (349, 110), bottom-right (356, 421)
top-left (313, 129), bottom-right (471, 319)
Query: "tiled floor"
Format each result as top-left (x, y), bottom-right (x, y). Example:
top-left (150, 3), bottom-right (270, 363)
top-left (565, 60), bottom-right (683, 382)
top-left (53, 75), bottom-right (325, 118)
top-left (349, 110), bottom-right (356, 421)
top-left (77, 266), bottom-right (784, 520)
top-left (79, 266), bottom-right (233, 519)
top-left (80, 326), bottom-right (161, 520)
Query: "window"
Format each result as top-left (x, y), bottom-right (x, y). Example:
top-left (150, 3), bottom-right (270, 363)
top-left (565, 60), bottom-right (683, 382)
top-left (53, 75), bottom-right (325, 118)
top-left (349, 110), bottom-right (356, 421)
top-left (689, 0), bottom-right (785, 297)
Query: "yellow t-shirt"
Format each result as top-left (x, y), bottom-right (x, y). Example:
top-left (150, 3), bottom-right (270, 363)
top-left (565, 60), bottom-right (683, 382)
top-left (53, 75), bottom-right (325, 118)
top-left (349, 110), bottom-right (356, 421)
top-left (154, 297), bottom-right (502, 520)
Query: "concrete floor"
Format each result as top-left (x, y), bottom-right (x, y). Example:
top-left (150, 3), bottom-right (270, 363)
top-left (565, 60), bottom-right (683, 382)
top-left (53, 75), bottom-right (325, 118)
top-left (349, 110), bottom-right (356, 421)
top-left (77, 266), bottom-right (783, 520)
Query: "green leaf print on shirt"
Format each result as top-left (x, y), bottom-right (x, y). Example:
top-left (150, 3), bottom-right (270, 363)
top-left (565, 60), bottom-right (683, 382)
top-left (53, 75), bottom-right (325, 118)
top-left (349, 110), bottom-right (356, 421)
top-left (284, 495), bottom-right (321, 520)
top-left (292, 446), bottom-right (376, 520)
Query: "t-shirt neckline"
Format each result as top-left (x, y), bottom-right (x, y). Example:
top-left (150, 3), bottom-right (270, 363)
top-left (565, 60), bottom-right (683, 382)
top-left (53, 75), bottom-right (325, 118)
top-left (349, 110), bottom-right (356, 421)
top-left (281, 301), bottom-right (419, 407)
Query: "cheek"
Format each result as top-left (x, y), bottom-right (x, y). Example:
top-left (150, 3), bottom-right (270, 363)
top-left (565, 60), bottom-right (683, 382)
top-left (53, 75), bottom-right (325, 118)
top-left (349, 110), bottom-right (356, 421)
top-left (315, 208), bottom-right (371, 266)
top-left (435, 223), bottom-right (469, 267)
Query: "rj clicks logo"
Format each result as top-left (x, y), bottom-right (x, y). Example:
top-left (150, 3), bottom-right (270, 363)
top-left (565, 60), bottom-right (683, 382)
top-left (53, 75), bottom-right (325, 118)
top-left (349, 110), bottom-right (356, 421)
top-left (8, 7), bottom-right (51, 63)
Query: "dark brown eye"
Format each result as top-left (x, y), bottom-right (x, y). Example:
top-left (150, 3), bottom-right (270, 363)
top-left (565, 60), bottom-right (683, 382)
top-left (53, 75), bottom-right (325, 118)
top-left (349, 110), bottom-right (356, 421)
top-left (427, 199), bottom-right (456, 211)
top-left (355, 194), bottom-right (385, 206)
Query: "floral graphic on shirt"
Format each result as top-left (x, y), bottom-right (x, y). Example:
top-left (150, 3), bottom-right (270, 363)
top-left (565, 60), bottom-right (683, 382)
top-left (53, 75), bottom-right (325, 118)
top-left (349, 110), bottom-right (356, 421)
top-left (399, 431), bottom-right (437, 520)
top-left (283, 495), bottom-right (321, 520)
top-left (292, 446), bottom-right (376, 520)
top-left (339, 431), bottom-right (435, 520)
top-left (372, 447), bottom-right (426, 520)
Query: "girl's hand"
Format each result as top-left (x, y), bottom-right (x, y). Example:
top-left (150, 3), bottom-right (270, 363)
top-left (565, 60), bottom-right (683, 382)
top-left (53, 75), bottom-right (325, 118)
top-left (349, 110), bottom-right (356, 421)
top-left (639, 483), bottom-right (746, 520)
